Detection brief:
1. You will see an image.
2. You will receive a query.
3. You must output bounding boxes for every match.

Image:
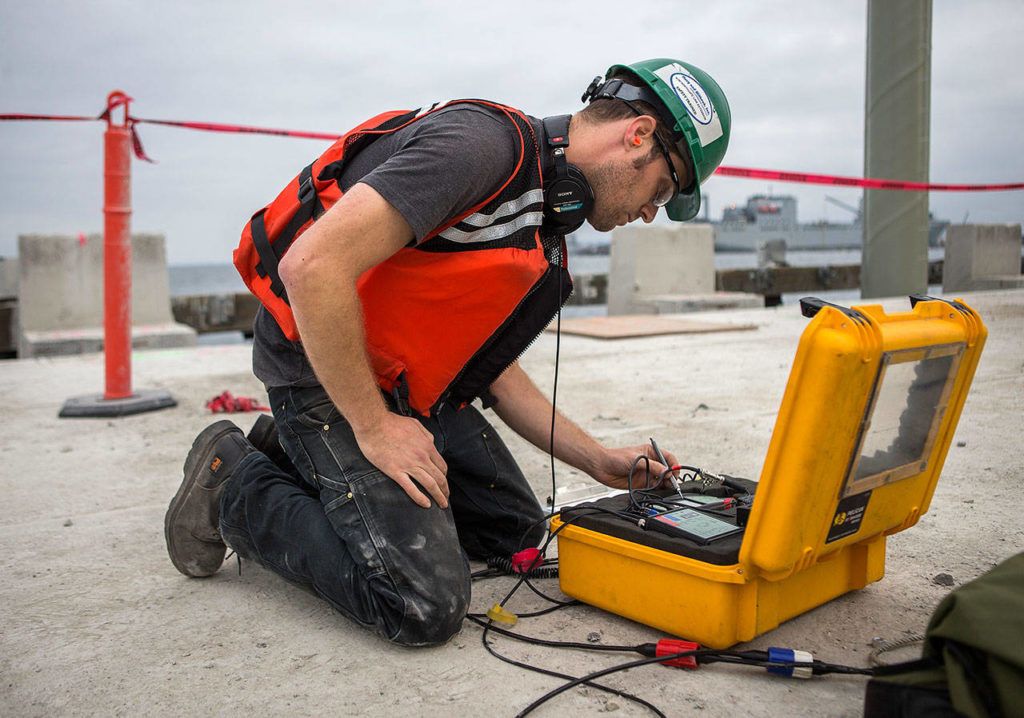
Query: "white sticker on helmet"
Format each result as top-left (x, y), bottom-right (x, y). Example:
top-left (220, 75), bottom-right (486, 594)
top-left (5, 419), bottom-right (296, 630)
top-left (654, 63), bottom-right (723, 148)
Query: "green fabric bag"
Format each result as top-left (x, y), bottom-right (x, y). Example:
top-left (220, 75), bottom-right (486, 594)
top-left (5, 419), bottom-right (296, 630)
top-left (864, 551), bottom-right (1024, 718)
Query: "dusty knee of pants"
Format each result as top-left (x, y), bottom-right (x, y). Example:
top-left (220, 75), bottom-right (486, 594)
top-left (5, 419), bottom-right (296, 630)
top-left (383, 564), bottom-right (471, 647)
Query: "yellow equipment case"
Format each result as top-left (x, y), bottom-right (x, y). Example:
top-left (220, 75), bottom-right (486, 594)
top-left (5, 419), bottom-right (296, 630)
top-left (551, 296), bottom-right (987, 649)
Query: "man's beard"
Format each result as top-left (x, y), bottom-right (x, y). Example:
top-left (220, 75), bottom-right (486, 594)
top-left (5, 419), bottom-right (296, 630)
top-left (583, 156), bottom-right (647, 232)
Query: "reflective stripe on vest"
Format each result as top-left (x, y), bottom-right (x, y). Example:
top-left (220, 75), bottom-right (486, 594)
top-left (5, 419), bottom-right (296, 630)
top-left (438, 189), bottom-right (545, 243)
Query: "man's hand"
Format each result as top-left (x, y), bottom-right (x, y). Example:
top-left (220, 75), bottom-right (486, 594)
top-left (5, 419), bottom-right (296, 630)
top-left (352, 412), bottom-right (450, 509)
top-left (590, 443), bottom-right (680, 491)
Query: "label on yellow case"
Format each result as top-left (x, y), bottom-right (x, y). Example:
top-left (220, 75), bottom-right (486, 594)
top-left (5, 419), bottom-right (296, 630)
top-left (827, 491), bottom-right (871, 543)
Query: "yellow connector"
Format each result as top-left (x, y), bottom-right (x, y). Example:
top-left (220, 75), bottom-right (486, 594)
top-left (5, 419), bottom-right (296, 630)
top-left (486, 604), bottom-right (518, 625)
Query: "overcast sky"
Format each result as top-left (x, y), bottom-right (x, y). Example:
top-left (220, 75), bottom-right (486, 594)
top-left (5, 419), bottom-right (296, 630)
top-left (2, 0), bottom-right (1022, 264)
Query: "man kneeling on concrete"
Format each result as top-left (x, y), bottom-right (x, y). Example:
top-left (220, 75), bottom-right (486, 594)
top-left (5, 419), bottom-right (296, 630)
top-left (165, 58), bottom-right (731, 646)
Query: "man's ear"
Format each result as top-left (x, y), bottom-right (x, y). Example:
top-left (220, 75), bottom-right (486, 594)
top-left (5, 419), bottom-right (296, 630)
top-left (624, 114), bottom-right (658, 148)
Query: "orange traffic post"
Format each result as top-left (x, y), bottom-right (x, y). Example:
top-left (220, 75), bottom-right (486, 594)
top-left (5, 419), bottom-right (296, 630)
top-left (103, 91), bottom-right (133, 399)
top-left (59, 92), bottom-right (176, 418)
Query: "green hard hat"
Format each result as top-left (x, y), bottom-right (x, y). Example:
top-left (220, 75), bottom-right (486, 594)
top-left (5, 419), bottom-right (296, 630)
top-left (586, 58), bottom-right (731, 221)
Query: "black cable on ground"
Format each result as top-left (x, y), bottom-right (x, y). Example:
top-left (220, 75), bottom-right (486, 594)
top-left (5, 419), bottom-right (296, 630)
top-left (513, 650), bottom-right (711, 717)
top-left (466, 603), bottom-right (878, 716)
top-left (470, 615), bottom-right (667, 718)
top-left (474, 554), bottom-right (559, 580)
top-left (491, 506), bottom-right (636, 610)
top-left (465, 613), bottom-right (638, 653)
top-left (512, 647), bottom-right (874, 717)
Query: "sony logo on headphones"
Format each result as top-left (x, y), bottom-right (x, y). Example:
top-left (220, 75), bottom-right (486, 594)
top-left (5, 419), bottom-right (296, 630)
top-left (557, 191), bottom-right (576, 198)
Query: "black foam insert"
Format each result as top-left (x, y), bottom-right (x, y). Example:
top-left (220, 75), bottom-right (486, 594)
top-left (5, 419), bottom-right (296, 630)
top-left (557, 478), bottom-right (757, 566)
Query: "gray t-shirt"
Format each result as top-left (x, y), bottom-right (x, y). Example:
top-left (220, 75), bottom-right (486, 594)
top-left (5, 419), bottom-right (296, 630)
top-left (251, 103), bottom-right (539, 389)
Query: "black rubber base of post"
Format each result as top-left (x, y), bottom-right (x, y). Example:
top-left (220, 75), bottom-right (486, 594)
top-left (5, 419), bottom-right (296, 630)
top-left (59, 389), bottom-right (178, 418)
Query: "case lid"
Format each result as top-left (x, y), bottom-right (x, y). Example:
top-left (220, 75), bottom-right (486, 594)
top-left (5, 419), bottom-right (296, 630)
top-left (739, 296), bottom-right (987, 580)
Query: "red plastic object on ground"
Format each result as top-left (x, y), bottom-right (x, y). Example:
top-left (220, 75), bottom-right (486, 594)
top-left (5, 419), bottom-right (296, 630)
top-left (206, 391), bottom-right (270, 413)
top-left (511, 548), bottom-right (543, 574)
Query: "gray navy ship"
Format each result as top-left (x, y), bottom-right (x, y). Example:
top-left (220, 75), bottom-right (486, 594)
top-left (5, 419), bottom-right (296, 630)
top-left (713, 194), bottom-right (949, 251)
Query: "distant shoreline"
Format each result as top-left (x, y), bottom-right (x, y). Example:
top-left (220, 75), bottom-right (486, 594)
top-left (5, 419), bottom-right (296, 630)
top-left (168, 247), bottom-right (949, 297)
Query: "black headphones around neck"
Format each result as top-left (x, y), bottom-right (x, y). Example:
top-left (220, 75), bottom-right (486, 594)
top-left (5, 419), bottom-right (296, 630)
top-left (542, 115), bottom-right (594, 235)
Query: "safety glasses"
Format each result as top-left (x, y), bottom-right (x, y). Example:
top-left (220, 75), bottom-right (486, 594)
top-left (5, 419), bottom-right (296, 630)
top-left (650, 131), bottom-right (682, 206)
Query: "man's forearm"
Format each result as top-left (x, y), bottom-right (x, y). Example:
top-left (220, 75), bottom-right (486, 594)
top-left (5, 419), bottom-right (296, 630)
top-left (287, 275), bottom-right (390, 432)
top-left (489, 362), bottom-right (604, 477)
top-left (489, 362), bottom-right (678, 491)
top-left (279, 217), bottom-right (392, 433)
top-left (275, 182), bottom-right (450, 508)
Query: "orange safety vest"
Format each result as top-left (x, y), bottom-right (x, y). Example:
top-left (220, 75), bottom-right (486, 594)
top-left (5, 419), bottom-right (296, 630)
top-left (233, 100), bottom-right (573, 416)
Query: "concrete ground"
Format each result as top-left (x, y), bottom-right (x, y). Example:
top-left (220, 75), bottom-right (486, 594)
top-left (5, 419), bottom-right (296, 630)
top-left (2, 289), bottom-right (1021, 717)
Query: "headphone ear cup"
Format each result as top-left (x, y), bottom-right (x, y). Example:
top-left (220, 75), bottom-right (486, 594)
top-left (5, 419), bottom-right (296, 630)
top-left (543, 161), bottom-right (594, 234)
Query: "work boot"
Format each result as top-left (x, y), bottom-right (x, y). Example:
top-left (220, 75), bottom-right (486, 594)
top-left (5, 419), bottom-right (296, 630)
top-left (246, 413), bottom-right (297, 476)
top-left (165, 420), bottom-right (253, 577)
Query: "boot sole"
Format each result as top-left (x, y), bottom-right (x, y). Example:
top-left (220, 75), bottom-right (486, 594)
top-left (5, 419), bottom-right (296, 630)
top-left (165, 420), bottom-right (243, 577)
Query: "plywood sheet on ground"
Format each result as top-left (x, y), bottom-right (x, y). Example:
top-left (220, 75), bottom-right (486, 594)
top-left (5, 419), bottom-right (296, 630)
top-left (548, 315), bottom-right (757, 339)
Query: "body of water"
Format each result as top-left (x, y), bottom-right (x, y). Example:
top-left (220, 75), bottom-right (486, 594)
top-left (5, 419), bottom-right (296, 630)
top-left (169, 263), bottom-right (249, 297)
top-left (566, 247), bottom-right (947, 276)
top-left (171, 248), bottom-right (946, 297)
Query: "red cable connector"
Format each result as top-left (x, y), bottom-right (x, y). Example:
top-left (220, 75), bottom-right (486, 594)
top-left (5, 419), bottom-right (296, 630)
top-left (655, 639), bottom-right (701, 668)
top-left (636, 639), bottom-right (701, 669)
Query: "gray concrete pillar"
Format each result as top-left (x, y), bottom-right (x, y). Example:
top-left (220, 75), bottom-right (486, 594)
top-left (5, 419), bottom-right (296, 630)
top-left (861, 0), bottom-right (932, 299)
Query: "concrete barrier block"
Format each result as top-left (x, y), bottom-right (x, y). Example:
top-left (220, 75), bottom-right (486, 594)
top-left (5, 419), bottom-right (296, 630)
top-left (20, 323), bottom-right (200, 358)
top-left (564, 273), bottom-right (608, 306)
top-left (16, 233), bottom-right (197, 358)
top-left (0, 256), bottom-right (18, 300)
top-left (608, 223), bottom-right (714, 315)
top-left (0, 257), bottom-right (18, 357)
top-left (943, 224), bottom-right (1023, 293)
top-left (648, 292), bottom-right (763, 314)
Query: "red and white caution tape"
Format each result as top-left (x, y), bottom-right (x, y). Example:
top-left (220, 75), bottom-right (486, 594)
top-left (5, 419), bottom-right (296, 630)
top-left (4, 106), bottom-right (1023, 191)
top-left (1, 113), bottom-right (99, 122)
top-left (715, 165), bottom-right (1024, 192)
top-left (132, 117), bottom-right (340, 141)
